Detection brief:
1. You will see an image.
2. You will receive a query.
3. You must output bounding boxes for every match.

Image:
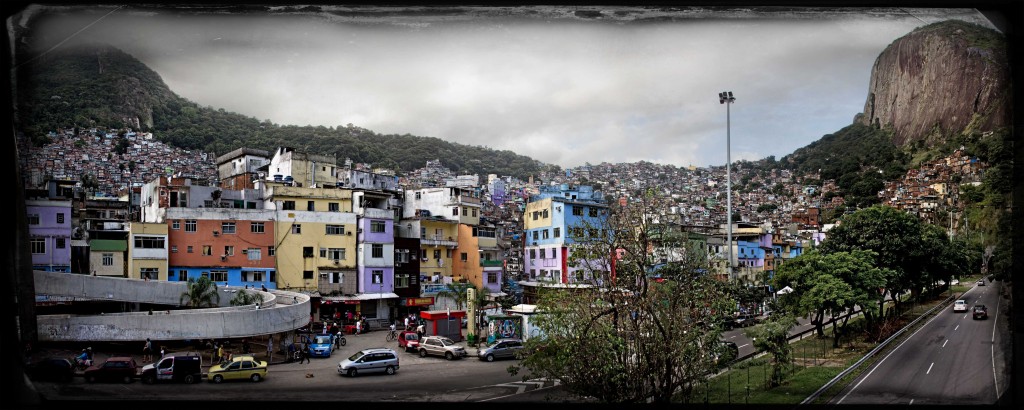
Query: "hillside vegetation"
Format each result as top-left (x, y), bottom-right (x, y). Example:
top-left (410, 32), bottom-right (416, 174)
top-left (15, 43), bottom-right (549, 179)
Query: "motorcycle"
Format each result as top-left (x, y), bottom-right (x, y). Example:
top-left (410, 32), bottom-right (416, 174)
top-left (336, 332), bottom-right (347, 347)
top-left (72, 356), bottom-right (92, 371)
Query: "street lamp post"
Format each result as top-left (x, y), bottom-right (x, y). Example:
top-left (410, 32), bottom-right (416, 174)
top-left (719, 91), bottom-right (736, 280)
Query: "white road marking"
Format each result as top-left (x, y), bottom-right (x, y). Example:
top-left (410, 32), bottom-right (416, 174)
top-left (942, 339), bottom-right (948, 348)
top-left (926, 362), bottom-right (934, 374)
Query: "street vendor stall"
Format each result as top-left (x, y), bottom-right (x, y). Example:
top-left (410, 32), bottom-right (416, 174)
top-left (419, 309), bottom-right (465, 342)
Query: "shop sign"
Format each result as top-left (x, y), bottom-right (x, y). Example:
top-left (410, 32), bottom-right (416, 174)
top-left (402, 297), bottom-right (434, 307)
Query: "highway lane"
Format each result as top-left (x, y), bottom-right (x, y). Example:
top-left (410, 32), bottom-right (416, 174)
top-left (830, 280), bottom-right (1010, 405)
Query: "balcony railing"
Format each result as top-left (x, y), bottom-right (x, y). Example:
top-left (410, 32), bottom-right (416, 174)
top-left (480, 259), bottom-right (503, 268)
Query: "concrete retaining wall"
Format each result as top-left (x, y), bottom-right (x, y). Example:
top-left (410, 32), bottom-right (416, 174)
top-left (33, 271), bottom-right (308, 342)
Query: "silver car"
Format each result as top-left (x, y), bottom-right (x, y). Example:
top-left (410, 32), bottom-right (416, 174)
top-left (337, 348), bottom-right (399, 377)
top-left (477, 338), bottom-right (524, 362)
top-left (418, 336), bottom-right (468, 360)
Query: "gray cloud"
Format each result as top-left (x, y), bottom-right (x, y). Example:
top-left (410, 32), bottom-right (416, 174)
top-left (15, 6), bottom-right (994, 168)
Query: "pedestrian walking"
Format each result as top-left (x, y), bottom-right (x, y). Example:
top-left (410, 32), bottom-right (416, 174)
top-left (160, 346), bottom-right (166, 359)
top-left (300, 342), bottom-right (310, 364)
top-left (266, 336), bottom-right (274, 363)
top-left (143, 338), bottom-right (153, 362)
top-left (416, 323), bottom-right (425, 340)
top-left (404, 315), bottom-right (410, 330)
top-left (355, 318), bottom-right (362, 335)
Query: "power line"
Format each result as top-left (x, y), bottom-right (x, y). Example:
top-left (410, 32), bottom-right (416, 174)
top-left (12, 5), bottom-right (124, 71)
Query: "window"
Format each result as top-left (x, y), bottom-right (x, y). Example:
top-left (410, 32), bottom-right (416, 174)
top-left (210, 270), bottom-right (228, 282)
top-left (542, 229), bottom-right (549, 239)
top-left (307, 201), bottom-right (315, 211)
top-left (56, 213), bottom-right (65, 224)
top-left (134, 235), bottom-right (165, 249)
top-left (102, 253), bottom-right (114, 266)
top-left (185, 220), bottom-right (197, 232)
top-left (268, 246), bottom-right (275, 257)
top-left (460, 252), bottom-right (467, 262)
top-left (326, 225), bottom-right (345, 235)
top-left (453, 207), bottom-right (459, 216)
top-left (472, 208), bottom-right (477, 217)
top-left (372, 270), bottom-right (383, 284)
top-left (542, 209), bottom-right (548, 218)
top-left (171, 246), bottom-right (178, 253)
top-left (282, 201), bottom-right (295, 210)
top-left (187, 246), bottom-right (194, 253)
top-left (140, 268), bottom-right (158, 280)
top-left (247, 248), bottom-right (261, 260)
top-left (532, 212), bottom-right (538, 221)
top-left (529, 269), bottom-right (536, 279)
top-left (371, 220), bottom-right (385, 233)
top-left (179, 270), bottom-right (189, 281)
top-left (303, 247), bottom-right (314, 258)
top-left (28, 214), bottom-right (39, 225)
top-left (396, 250), bottom-right (409, 264)
top-left (532, 231), bottom-right (539, 240)
top-left (172, 220), bottom-right (180, 230)
top-left (303, 270), bottom-right (314, 280)
top-left (224, 246), bottom-right (234, 256)
top-left (462, 207), bottom-right (468, 216)
top-left (554, 227), bottom-right (561, 238)
top-left (292, 224), bottom-right (302, 234)
top-left (202, 246), bottom-right (212, 256)
top-left (251, 222), bottom-right (265, 233)
top-left (329, 202), bottom-right (340, 212)
top-left (56, 238), bottom-right (66, 249)
top-left (572, 207), bottom-right (583, 216)
top-left (415, 192), bottom-right (421, 200)
top-left (529, 249), bottom-right (536, 259)
top-left (395, 273), bottom-right (410, 288)
top-left (31, 238), bottom-right (45, 254)
top-left (221, 222), bottom-right (236, 234)
top-left (540, 248), bottom-right (546, 258)
top-left (243, 270), bottom-right (264, 282)
top-left (433, 250), bottom-right (441, 259)
top-left (372, 244), bottom-right (383, 258)
top-left (327, 248), bottom-right (345, 260)
top-left (487, 272), bottom-right (498, 284)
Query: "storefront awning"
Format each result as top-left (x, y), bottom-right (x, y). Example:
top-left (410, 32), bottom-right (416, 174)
top-left (322, 292), bottom-right (400, 302)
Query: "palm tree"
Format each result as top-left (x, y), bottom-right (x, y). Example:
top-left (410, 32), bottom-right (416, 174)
top-left (179, 276), bottom-right (220, 308)
top-left (435, 282), bottom-right (472, 310)
top-left (229, 289), bottom-right (264, 306)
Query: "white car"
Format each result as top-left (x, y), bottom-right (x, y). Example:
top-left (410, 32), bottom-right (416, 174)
top-left (953, 299), bottom-right (968, 312)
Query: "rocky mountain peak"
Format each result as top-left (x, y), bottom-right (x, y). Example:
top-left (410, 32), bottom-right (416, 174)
top-left (857, 20), bottom-right (1011, 147)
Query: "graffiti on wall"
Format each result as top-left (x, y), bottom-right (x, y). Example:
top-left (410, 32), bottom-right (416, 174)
top-left (487, 316), bottom-right (522, 339)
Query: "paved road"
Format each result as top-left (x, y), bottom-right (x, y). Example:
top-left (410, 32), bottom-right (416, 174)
top-left (829, 280), bottom-right (1010, 405)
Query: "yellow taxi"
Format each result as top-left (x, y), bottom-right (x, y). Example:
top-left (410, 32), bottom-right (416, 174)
top-left (207, 355), bottom-right (267, 383)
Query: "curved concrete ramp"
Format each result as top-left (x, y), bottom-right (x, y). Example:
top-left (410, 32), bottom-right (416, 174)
top-left (33, 270), bottom-right (310, 342)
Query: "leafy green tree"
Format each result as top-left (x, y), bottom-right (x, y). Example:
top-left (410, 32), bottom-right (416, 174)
top-left (435, 282), bottom-right (473, 310)
top-left (511, 189), bottom-right (733, 403)
top-left (229, 289), bottom-right (264, 306)
top-left (179, 276), bottom-right (220, 308)
top-left (773, 249), bottom-right (890, 343)
top-left (818, 206), bottom-right (923, 318)
top-left (745, 314), bottom-right (797, 388)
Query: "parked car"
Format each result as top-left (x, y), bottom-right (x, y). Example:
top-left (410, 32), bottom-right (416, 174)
top-left (714, 341), bottom-right (739, 368)
top-left (84, 356), bottom-right (138, 383)
top-left (337, 348), bottom-right (399, 377)
top-left (25, 357), bottom-right (75, 383)
top-left (977, 279), bottom-right (986, 286)
top-left (733, 314), bottom-right (756, 328)
top-left (398, 331), bottom-right (420, 353)
top-left (950, 279), bottom-right (960, 286)
top-left (477, 338), bottom-right (524, 362)
top-left (973, 304), bottom-right (988, 320)
top-left (207, 355), bottom-right (267, 383)
top-left (302, 334), bottom-right (336, 358)
top-left (140, 353), bottom-right (202, 384)
top-left (418, 336), bottom-right (468, 360)
top-left (953, 299), bottom-right (968, 312)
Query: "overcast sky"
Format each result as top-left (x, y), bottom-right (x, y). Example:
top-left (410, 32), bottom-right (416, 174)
top-left (12, 5), bottom-right (996, 169)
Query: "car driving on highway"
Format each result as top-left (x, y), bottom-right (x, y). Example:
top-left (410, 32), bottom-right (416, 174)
top-left (953, 299), bottom-right (967, 312)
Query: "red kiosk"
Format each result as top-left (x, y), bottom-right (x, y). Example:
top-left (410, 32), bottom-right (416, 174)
top-left (419, 309), bottom-right (466, 342)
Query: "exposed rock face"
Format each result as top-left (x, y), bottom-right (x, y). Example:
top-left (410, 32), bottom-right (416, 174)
top-left (859, 20), bottom-right (1011, 147)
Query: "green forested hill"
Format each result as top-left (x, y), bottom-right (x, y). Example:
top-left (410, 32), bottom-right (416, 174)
top-left (15, 42), bottom-right (550, 179)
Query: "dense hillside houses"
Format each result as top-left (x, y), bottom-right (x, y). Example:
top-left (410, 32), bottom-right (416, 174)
top-left (21, 126), bottom-right (989, 323)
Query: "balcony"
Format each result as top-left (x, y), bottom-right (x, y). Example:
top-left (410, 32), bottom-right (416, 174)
top-left (420, 235), bottom-right (457, 247)
top-left (360, 207), bottom-right (393, 219)
top-left (317, 281), bottom-right (345, 296)
top-left (480, 259), bottom-right (503, 268)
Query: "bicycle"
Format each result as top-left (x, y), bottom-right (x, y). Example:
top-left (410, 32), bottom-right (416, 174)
top-left (385, 328), bottom-right (398, 342)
